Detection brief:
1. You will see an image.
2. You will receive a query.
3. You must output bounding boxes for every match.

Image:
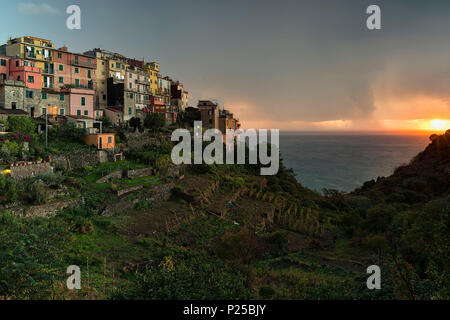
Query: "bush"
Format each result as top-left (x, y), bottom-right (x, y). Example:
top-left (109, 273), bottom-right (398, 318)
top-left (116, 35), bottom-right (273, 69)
top-left (144, 113), bottom-right (166, 132)
top-left (112, 251), bottom-right (252, 300)
top-left (60, 123), bottom-right (85, 142)
top-left (7, 116), bottom-right (36, 137)
top-left (24, 182), bottom-right (49, 205)
top-left (0, 175), bottom-right (18, 204)
top-left (259, 286), bottom-right (276, 299)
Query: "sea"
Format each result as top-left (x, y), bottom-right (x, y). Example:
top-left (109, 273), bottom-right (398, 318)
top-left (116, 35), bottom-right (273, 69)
top-left (279, 132), bottom-right (430, 193)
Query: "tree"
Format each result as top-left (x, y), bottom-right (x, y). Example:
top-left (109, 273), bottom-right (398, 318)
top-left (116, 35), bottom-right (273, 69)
top-left (99, 116), bottom-right (112, 128)
top-left (60, 122), bottom-right (85, 142)
top-left (7, 116), bottom-right (36, 137)
top-left (144, 113), bottom-right (166, 132)
top-left (177, 107), bottom-right (200, 128)
top-left (129, 117), bottom-right (141, 131)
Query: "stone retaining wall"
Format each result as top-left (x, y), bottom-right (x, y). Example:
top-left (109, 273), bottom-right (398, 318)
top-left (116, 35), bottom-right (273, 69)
top-left (117, 185), bottom-right (143, 197)
top-left (11, 198), bottom-right (80, 218)
top-left (96, 167), bottom-right (153, 183)
top-left (9, 162), bottom-right (54, 180)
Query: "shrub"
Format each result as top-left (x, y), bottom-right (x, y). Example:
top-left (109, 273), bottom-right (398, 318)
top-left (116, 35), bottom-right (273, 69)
top-left (259, 286), bottom-right (276, 299)
top-left (144, 113), bottom-right (166, 132)
top-left (60, 123), bottom-right (85, 142)
top-left (7, 116), bottom-right (36, 137)
top-left (0, 176), bottom-right (18, 204)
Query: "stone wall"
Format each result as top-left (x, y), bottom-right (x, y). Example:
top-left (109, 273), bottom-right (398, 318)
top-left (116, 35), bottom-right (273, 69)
top-left (9, 162), bottom-right (53, 180)
top-left (117, 185), bottom-right (143, 197)
top-left (11, 198), bottom-right (79, 218)
top-left (0, 80), bottom-right (25, 111)
top-left (128, 167), bottom-right (153, 178)
top-left (50, 148), bottom-right (100, 170)
top-left (96, 167), bottom-right (153, 183)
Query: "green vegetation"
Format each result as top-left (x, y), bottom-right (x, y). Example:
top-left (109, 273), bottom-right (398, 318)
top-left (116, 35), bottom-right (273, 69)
top-left (0, 118), bottom-right (448, 300)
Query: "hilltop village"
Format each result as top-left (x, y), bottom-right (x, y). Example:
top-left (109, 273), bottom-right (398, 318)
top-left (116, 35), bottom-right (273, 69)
top-left (0, 36), bottom-right (240, 154)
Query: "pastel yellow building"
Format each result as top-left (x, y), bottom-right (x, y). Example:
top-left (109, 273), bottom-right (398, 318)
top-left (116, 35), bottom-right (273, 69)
top-left (144, 61), bottom-right (159, 96)
top-left (2, 36), bottom-right (55, 88)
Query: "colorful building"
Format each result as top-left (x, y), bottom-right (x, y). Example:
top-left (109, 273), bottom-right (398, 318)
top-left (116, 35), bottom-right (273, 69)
top-left (61, 87), bottom-right (95, 118)
top-left (1, 36), bottom-right (54, 89)
top-left (84, 133), bottom-right (115, 150)
top-left (53, 46), bottom-right (96, 91)
top-left (144, 61), bottom-right (159, 96)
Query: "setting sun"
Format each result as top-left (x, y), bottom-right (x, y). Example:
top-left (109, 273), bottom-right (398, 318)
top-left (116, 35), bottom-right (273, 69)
top-left (429, 119), bottom-right (448, 131)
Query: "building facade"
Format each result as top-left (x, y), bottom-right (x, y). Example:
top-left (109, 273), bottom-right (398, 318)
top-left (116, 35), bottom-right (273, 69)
top-left (1, 36), bottom-right (54, 89)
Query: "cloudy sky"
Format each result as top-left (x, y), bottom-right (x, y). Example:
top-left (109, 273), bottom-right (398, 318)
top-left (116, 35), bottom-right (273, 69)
top-left (1, 0), bottom-right (449, 131)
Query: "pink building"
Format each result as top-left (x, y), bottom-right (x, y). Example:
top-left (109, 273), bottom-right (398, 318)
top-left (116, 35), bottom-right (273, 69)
top-left (0, 56), bottom-right (42, 89)
top-left (53, 46), bottom-right (96, 92)
top-left (62, 88), bottom-right (94, 118)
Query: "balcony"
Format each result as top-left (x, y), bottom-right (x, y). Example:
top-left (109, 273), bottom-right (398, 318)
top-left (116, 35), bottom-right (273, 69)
top-left (71, 58), bottom-right (96, 69)
top-left (25, 52), bottom-right (37, 59)
top-left (43, 68), bottom-right (54, 75)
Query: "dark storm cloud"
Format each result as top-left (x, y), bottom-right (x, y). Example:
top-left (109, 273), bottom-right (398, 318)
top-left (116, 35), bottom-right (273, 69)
top-left (2, 0), bottom-right (450, 127)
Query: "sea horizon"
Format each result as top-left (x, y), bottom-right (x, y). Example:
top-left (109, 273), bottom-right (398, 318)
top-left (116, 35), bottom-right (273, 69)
top-left (279, 132), bottom-right (431, 193)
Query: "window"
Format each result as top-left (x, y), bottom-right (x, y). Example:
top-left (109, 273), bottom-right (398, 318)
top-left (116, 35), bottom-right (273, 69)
top-left (24, 61), bottom-right (28, 67)
top-left (77, 110), bottom-right (81, 116)
top-left (88, 70), bottom-right (91, 78)
top-left (81, 97), bottom-right (86, 106)
top-left (0, 59), bottom-right (6, 66)
top-left (88, 80), bottom-right (92, 88)
top-left (58, 52), bottom-right (62, 59)
top-left (75, 79), bottom-right (80, 87)
top-left (107, 136), bottom-right (112, 144)
top-left (122, 65), bottom-right (124, 70)
top-left (59, 77), bottom-right (64, 84)
top-left (16, 61), bottom-right (19, 67)
top-left (84, 110), bottom-right (88, 116)
top-left (59, 65), bottom-right (63, 71)
top-left (129, 83), bottom-right (132, 89)
top-left (128, 107), bottom-right (132, 115)
top-left (75, 56), bottom-right (79, 64)
top-left (42, 108), bottom-right (47, 115)
top-left (1, 73), bottom-right (6, 80)
top-left (42, 92), bottom-right (47, 99)
top-left (129, 74), bottom-right (132, 79)
top-left (102, 61), bottom-right (105, 65)
top-left (17, 76), bottom-right (21, 81)
top-left (88, 58), bottom-right (91, 64)
top-left (26, 90), bottom-right (33, 98)
top-left (28, 76), bottom-right (34, 83)
top-left (102, 94), bottom-right (106, 100)
top-left (60, 108), bottom-right (65, 115)
top-left (116, 62), bottom-right (120, 69)
top-left (60, 93), bottom-right (64, 101)
top-left (102, 72), bottom-right (105, 75)
top-left (75, 67), bottom-right (79, 74)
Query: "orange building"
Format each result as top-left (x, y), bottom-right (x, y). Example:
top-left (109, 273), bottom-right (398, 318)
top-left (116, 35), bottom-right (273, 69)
top-left (84, 133), bottom-right (115, 150)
